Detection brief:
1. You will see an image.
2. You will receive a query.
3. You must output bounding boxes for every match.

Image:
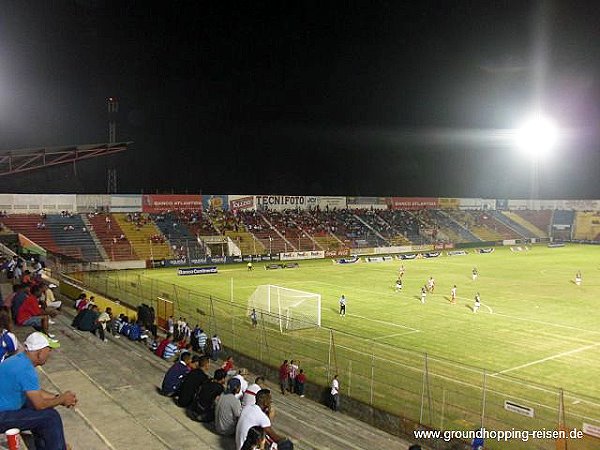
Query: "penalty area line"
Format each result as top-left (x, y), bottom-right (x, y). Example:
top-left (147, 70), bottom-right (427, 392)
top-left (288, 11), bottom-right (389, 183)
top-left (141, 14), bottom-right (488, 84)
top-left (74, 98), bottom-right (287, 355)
top-left (346, 313), bottom-right (419, 332)
top-left (493, 342), bottom-right (600, 376)
top-left (371, 330), bottom-right (420, 340)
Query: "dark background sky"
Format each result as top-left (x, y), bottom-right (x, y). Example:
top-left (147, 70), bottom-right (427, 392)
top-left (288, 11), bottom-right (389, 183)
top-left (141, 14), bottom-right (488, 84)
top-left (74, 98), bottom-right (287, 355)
top-left (0, 0), bottom-right (599, 198)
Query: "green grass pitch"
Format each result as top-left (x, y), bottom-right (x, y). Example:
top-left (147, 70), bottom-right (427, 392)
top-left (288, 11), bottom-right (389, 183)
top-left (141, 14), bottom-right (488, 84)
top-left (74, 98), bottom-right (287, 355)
top-left (97, 243), bottom-right (600, 448)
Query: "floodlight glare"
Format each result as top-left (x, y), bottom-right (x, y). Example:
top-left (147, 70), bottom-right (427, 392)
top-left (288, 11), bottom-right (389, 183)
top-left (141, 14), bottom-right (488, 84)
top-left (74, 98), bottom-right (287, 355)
top-left (516, 114), bottom-right (558, 158)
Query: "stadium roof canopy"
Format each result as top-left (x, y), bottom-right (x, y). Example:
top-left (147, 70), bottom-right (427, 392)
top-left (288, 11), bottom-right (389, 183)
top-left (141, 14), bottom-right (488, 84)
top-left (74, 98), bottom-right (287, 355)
top-left (0, 142), bottom-right (132, 177)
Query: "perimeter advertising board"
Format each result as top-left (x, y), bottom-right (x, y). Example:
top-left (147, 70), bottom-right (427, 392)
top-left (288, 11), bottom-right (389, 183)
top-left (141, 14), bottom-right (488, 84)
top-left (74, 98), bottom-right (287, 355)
top-left (141, 194), bottom-right (202, 213)
top-left (229, 195), bottom-right (255, 211)
top-left (255, 195), bottom-right (309, 210)
top-left (388, 197), bottom-right (439, 210)
top-left (202, 195), bottom-right (228, 211)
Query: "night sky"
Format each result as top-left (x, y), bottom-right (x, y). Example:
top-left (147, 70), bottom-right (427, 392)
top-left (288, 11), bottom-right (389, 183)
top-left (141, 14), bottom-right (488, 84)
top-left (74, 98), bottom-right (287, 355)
top-left (1, 1), bottom-right (599, 198)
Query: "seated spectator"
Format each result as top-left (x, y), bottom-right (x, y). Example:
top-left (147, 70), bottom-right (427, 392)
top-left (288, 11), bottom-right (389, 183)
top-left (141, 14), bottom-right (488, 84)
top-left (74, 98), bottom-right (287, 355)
top-left (1, 284), bottom-right (20, 313)
top-left (235, 389), bottom-right (287, 450)
top-left (215, 378), bottom-right (242, 436)
top-left (72, 305), bottom-right (105, 341)
top-left (10, 284), bottom-right (29, 321)
top-left (0, 332), bottom-right (77, 449)
top-left (41, 283), bottom-right (61, 311)
top-left (0, 309), bottom-right (19, 363)
top-left (241, 426), bottom-right (267, 450)
top-left (160, 352), bottom-right (193, 397)
top-left (74, 293), bottom-right (88, 311)
top-left (187, 368), bottom-right (226, 423)
top-left (155, 333), bottom-right (173, 358)
top-left (177, 355), bottom-right (210, 408)
top-left (242, 376), bottom-right (264, 408)
top-left (222, 355), bottom-right (237, 376)
top-left (16, 285), bottom-right (56, 337)
top-left (233, 368), bottom-right (249, 400)
top-left (162, 337), bottom-right (179, 360)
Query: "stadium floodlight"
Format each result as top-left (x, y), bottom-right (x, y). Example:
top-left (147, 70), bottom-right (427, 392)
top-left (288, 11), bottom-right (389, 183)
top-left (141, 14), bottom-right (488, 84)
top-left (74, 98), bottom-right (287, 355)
top-left (515, 113), bottom-right (558, 158)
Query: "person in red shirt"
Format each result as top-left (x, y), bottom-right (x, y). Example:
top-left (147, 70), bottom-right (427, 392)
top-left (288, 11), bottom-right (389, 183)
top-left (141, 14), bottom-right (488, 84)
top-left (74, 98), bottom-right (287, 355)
top-left (221, 355), bottom-right (236, 376)
top-left (16, 286), bottom-right (56, 336)
top-left (295, 369), bottom-right (307, 397)
top-left (278, 360), bottom-right (289, 395)
top-left (155, 334), bottom-right (173, 358)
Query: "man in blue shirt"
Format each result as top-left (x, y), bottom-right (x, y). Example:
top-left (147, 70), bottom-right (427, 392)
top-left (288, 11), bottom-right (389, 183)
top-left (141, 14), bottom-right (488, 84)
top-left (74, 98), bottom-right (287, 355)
top-left (0, 332), bottom-right (77, 450)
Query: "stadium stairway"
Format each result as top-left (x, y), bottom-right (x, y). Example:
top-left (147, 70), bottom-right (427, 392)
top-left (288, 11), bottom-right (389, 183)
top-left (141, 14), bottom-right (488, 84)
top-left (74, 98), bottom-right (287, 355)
top-left (489, 210), bottom-right (532, 239)
top-left (0, 215), bottom-right (60, 253)
top-left (45, 215), bottom-right (104, 262)
top-left (88, 214), bottom-right (137, 261)
top-left (113, 214), bottom-right (173, 260)
top-left (152, 214), bottom-right (205, 258)
top-left (501, 211), bottom-right (547, 238)
top-left (15, 297), bottom-right (418, 450)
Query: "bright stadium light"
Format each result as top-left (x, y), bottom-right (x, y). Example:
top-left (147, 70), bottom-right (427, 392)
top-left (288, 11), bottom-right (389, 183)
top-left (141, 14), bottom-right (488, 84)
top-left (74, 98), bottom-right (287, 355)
top-left (515, 113), bottom-right (558, 158)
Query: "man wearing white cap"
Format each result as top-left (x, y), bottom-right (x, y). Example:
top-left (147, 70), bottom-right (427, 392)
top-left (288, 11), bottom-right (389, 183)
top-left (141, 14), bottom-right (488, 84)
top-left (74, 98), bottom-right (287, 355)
top-left (0, 332), bottom-right (77, 450)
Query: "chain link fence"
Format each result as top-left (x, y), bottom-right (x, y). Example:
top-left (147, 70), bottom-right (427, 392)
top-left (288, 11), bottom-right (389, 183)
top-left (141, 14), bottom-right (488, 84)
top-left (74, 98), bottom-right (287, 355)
top-left (70, 269), bottom-right (600, 450)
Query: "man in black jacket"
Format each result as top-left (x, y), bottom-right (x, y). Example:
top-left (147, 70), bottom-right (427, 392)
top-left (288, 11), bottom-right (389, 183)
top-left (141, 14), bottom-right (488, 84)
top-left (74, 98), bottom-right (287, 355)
top-left (176, 355), bottom-right (210, 408)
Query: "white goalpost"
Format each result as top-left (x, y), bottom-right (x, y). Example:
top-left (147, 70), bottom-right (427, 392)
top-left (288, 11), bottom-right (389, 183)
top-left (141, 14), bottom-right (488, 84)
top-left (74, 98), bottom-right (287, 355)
top-left (247, 285), bottom-right (321, 332)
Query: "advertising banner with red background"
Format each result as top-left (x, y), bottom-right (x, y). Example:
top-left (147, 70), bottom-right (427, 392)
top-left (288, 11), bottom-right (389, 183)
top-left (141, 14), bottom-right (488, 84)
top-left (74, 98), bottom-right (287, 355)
top-left (388, 197), bottom-right (439, 210)
top-left (142, 195), bottom-right (203, 213)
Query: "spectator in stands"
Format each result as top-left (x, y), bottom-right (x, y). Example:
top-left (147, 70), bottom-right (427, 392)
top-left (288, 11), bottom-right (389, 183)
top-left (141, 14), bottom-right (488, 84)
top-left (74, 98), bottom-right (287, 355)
top-left (242, 376), bottom-right (264, 408)
top-left (278, 360), bottom-right (289, 395)
top-left (176, 355), bottom-right (210, 408)
top-left (210, 333), bottom-right (222, 361)
top-left (222, 355), bottom-right (237, 376)
top-left (160, 352), bottom-right (192, 397)
top-left (330, 374), bottom-right (340, 411)
top-left (163, 336), bottom-right (179, 360)
top-left (240, 426), bottom-right (267, 450)
top-left (288, 360), bottom-right (299, 393)
top-left (155, 333), bottom-right (173, 358)
top-left (195, 327), bottom-right (208, 353)
top-left (215, 378), bottom-right (243, 436)
top-left (235, 389), bottom-right (287, 450)
top-left (16, 285), bottom-right (57, 337)
top-left (187, 368), bottom-right (227, 422)
top-left (233, 368), bottom-right (249, 400)
top-left (75, 293), bottom-right (88, 311)
top-left (0, 332), bottom-right (77, 450)
top-left (41, 283), bottom-right (61, 311)
top-left (295, 369), bottom-right (306, 397)
top-left (72, 304), bottom-right (105, 341)
top-left (1, 284), bottom-right (20, 313)
top-left (0, 309), bottom-right (19, 363)
top-left (97, 307), bottom-right (113, 340)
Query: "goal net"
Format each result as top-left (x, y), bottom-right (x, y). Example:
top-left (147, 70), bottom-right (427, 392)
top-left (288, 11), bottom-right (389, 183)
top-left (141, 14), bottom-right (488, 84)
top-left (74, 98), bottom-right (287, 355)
top-left (247, 285), bottom-right (321, 332)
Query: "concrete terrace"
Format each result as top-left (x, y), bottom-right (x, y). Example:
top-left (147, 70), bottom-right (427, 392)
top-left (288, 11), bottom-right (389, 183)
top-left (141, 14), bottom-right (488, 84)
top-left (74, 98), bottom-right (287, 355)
top-left (8, 303), bottom-right (417, 450)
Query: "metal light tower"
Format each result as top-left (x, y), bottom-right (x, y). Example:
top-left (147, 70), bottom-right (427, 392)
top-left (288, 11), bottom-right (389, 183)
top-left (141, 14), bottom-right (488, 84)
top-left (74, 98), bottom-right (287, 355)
top-left (107, 97), bottom-right (119, 193)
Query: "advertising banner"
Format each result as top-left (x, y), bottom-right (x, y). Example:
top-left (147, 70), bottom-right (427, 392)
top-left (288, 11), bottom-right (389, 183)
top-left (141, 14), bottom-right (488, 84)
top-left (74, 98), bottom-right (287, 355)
top-left (388, 197), bottom-right (439, 210)
top-left (255, 195), bottom-right (309, 210)
top-left (347, 197), bottom-right (388, 206)
top-left (202, 195), bottom-right (228, 211)
top-left (305, 196), bottom-right (347, 209)
top-left (229, 195), bottom-right (255, 211)
top-left (177, 266), bottom-right (218, 276)
top-left (279, 250), bottom-right (325, 261)
top-left (142, 194), bottom-right (202, 213)
top-left (438, 198), bottom-right (460, 209)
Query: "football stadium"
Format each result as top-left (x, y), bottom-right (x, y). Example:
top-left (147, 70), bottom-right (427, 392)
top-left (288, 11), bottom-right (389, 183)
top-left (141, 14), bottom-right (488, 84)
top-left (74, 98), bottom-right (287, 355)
top-left (3, 2), bottom-right (600, 450)
top-left (1, 195), bottom-right (600, 449)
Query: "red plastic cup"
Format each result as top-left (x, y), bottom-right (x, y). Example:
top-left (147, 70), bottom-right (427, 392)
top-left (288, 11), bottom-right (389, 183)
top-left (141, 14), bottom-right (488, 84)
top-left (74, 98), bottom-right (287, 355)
top-left (5, 428), bottom-right (20, 450)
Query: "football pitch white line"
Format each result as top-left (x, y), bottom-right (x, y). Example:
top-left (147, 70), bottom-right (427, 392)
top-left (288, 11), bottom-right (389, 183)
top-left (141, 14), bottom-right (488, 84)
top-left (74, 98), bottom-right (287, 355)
top-left (371, 330), bottom-right (420, 340)
top-left (346, 313), bottom-right (419, 332)
top-left (492, 311), bottom-right (600, 335)
top-left (493, 342), bottom-right (600, 375)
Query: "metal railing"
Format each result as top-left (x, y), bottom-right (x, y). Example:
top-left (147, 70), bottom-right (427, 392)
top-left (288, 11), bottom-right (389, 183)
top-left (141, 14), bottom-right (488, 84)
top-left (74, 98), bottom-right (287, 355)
top-left (71, 269), bottom-right (600, 450)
